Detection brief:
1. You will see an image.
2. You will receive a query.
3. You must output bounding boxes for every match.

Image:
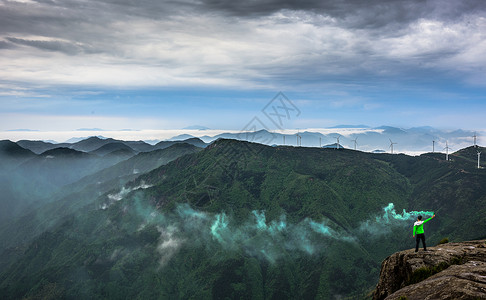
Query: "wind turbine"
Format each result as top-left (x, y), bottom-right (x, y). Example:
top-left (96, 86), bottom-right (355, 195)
top-left (444, 141), bottom-right (451, 161)
top-left (478, 151), bottom-right (482, 169)
top-left (389, 139), bottom-right (397, 154)
top-left (351, 137), bottom-right (358, 150)
top-left (283, 135), bottom-right (285, 145)
top-left (295, 132), bottom-right (302, 146)
top-left (335, 135), bottom-right (340, 150)
top-left (319, 137), bottom-right (322, 148)
top-left (473, 132), bottom-right (478, 147)
top-left (432, 139), bottom-right (436, 153)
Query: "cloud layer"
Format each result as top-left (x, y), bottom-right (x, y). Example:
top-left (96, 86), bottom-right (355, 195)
top-left (1, 0), bottom-right (485, 90)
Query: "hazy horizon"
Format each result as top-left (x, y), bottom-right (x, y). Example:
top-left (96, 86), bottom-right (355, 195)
top-left (2, 125), bottom-right (483, 157)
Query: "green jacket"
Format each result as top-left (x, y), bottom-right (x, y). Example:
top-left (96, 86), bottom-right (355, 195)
top-left (413, 217), bottom-right (433, 236)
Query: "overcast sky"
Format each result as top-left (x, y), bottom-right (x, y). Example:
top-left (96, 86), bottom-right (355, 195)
top-left (1, 0), bottom-right (485, 136)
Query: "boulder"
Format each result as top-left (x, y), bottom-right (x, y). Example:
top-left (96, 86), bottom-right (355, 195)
top-left (373, 240), bottom-right (486, 300)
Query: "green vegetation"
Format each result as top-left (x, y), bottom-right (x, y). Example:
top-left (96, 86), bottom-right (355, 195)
top-left (0, 140), bottom-right (485, 299)
top-left (0, 143), bottom-right (202, 268)
top-left (407, 257), bottom-right (462, 285)
top-left (438, 237), bottom-right (449, 244)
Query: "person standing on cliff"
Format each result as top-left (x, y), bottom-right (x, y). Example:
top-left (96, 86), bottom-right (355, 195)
top-left (413, 214), bottom-right (436, 252)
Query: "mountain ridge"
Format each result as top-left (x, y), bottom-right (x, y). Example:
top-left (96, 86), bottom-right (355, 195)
top-left (89, 142), bottom-right (136, 157)
top-left (186, 126), bottom-right (481, 154)
top-left (15, 136), bottom-right (208, 154)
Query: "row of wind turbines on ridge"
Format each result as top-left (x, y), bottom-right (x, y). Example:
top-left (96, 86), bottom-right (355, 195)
top-left (289, 131), bottom-right (482, 168)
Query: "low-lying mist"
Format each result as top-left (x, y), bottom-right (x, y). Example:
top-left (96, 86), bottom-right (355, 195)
top-left (104, 184), bottom-right (434, 266)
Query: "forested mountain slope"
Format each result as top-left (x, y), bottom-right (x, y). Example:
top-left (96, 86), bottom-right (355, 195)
top-left (0, 140), bottom-right (484, 299)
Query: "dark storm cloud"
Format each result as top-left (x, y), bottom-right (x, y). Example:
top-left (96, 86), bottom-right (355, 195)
top-left (6, 37), bottom-right (86, 55)
top-left (0, 0), bottom-right (482, 43)
top-left (25, 0), bottom-right (185, 22)
top-left (0, 0), bottom-right (191, 54)
top-left (1, 0), bottom-right (482, 29)
top-left (0, 2), bottom-right (85, 40)
top-left (0, 40), bottom-right (14, 49)
top-left (198, 0), bottom-right (486, 27)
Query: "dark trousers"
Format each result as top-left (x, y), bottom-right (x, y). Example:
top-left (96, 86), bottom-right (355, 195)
top-left (415, 233), bottom-right (426, 251)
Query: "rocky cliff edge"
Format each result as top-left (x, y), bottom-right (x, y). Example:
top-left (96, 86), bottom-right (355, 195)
top-left (373, 239), bottom-right (486, 300)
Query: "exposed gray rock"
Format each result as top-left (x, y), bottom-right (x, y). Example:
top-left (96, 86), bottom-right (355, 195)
top-left (386, 261), bottom-right (486, 300)
top-left (373, 240), bottom-right (486, 300)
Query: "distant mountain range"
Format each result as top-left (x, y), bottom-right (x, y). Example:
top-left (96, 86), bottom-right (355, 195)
top-left (16, 136), bottom-right (208, 155)
top-left (185, 126), bottom-right (481, 155)
top-left (10, 125), bottom-right (480, 155)
top-left (182, 125), bottom-right (211, 130)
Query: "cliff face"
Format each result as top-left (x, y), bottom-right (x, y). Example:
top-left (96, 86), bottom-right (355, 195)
top-left (373, 240), bottom-right (486, 300)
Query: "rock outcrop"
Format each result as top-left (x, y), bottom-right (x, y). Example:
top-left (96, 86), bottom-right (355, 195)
top-left (373, 240), bottom-right (486, 300)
